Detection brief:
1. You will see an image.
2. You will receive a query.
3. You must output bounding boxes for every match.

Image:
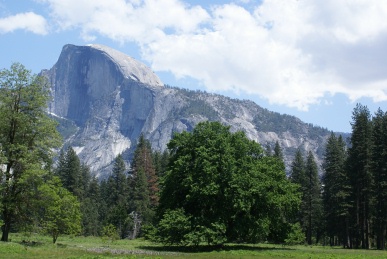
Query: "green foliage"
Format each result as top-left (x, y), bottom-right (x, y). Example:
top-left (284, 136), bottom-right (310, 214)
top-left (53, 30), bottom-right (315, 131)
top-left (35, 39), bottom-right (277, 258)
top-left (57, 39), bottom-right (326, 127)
top-left (322, 133), bottom-right (350, 247)
top-left (155, 209), bottom-right (191, 245)
top-left (253, 111), bottom-right (328, 139)
top-left (346, 103), bottom-right (373, 249)
top-left (56, 148), bottom-right (100, 237)
top-left (157, 121), bottom-right (300, 245)
top-left (180, 99), bottom-right (219, 121)
top-left (56, 147), bottom-right (83, 198)
top-left (128, 135), bottom-right (160, 239)
top-left (101, 224), bottom-right (119, 244)
top-left (38, 177), bottom-right (82, 244)
top-left (290, 150), bottom-right (323, 245)
top-left (273, 141), bottom-right (284, 161)
top-left (284, 223), bottom-right (305, 245)
top-left (141, 223), bottom-right (157, 240)
top-left (105, 154), bottom-right (130, 239)
top-left (304, 151), bottom-right (323, 245)
top-left (0, 63), bottom-right (61, 241)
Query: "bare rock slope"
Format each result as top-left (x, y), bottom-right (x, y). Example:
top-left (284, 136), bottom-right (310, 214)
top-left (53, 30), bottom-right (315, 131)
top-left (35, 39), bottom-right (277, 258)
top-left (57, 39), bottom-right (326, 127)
top-left (43, 44), bottom-right (338, 177)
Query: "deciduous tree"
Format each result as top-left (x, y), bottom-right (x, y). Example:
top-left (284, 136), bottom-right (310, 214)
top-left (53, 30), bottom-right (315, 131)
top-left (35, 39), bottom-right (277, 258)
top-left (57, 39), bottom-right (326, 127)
top-left (38, 177), bottom-right (81, 244)
top-left (157, 121), bottom-right (299, 245)
top-left (0, 63), bottom-right (61, 241)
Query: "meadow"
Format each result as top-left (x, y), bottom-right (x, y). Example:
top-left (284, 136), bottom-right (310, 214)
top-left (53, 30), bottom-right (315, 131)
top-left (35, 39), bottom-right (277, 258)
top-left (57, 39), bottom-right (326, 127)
top-left (1, 233), bottom-right (387, 258)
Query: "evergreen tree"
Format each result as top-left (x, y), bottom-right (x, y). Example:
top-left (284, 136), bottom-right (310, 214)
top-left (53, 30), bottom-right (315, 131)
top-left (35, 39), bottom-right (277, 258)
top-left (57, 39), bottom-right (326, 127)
top-left (290, 149), bottom-right (323, 244)
top-left (106, 154), bottom-right (129, 238)
top-left (56, 147), bottom-right (83, 198)
top-left (371, 108), bottom-right (387, 250)
top-left (56, 147), bottom-right (98, 236)
top-left (130, 167), bottom-right (150, 238)
top-left (152, 150), bottom-right (170, 178)
top-left (322, 133), bottom-right (350, 247)
top-left (305, 151), bottom-right (323, 245)
top-left (346, 103), bottom-right (373, 249)
top-left (289, 149), bottom-right (307, 241)
top-left (81, 175), bottom-right (102, 236)
top-left (132, 135), bottom-right (159, 208)
top-left (127, 135), bottom-right (160, 238)
top-left (273, 141), bottom-right (284, 162)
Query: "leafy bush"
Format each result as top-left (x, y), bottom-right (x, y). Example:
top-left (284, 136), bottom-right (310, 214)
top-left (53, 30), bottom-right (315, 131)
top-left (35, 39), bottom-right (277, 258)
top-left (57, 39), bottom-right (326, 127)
top-left (101, 224), bottom-right (119, 244)
top-left (155, 209), bottom-right (191, 245)
top-left (285, 223), bottom-right (305, 245)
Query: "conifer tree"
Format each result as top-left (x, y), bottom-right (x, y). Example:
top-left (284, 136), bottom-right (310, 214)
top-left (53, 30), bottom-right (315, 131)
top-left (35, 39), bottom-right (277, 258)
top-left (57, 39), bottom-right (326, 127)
top-left (322, 133), bottom-right (350, 247)
top-left (132, 135), bottom-right (159, 210)
top-left (273, 141), bottom-right (284, 162)
top-left (289, 149), bottom-right (307, 239)
top-left (106, 154), bottom-right (129, 238)
top-left (371, 108), bottom-right (387, 250)
top-left (152, 150), bottom-right (170, 178)
top-left (305, 151), bottom-right (323, 245)
top-left (81, 176), bottom-right (102, 236)
top-left (56, 147), bottom-right (83, 198)
top-left (346, 103), bottom-right (373, 248)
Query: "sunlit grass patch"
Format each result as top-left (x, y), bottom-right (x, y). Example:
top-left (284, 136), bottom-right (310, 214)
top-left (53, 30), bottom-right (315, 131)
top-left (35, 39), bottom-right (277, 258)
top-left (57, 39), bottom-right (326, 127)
top-left (1, 233), bottom-right (387, 258)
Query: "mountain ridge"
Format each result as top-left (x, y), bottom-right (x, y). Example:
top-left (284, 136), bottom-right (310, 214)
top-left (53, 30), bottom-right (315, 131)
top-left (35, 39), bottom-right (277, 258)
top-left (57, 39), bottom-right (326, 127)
top-left (43, 44), bottom-right (344, 177)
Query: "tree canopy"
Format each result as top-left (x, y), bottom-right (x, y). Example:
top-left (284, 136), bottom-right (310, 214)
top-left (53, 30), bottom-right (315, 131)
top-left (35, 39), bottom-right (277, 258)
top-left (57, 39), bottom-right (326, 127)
top-left (156, 121), bottom-right (300, 245)
top-left (0, 63), bottom-right (61, 241)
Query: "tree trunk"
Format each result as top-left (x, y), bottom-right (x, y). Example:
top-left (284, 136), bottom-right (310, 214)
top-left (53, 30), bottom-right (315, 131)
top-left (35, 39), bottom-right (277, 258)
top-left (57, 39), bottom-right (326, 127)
top-left (1, 206), bottom-right (12, 242)
top-left (1, 220), bottom-right (11, 242)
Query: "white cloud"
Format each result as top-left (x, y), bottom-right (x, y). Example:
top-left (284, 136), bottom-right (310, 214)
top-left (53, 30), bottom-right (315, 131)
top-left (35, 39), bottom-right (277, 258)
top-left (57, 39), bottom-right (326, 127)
top-left (37, 0), bottom-right (387, 110)
top-left (0, 12), bottom-right (48, 34)
top-left (40, 0), bottom-right (209, 43)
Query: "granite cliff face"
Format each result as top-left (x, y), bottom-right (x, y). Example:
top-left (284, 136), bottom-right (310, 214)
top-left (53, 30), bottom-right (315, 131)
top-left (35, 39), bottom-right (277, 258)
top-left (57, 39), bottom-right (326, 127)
top-left (43, 44), bottom-right (337, 177)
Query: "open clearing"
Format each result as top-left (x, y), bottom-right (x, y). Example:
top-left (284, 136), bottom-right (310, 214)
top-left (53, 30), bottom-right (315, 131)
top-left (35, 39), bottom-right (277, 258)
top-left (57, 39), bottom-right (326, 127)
top-left (1, 233), bottom-right (387, 258)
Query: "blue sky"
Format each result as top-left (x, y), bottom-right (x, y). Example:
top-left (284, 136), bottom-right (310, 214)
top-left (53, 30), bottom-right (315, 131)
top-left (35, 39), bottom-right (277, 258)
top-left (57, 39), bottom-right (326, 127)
top-left (1, 0), bottom-right (387, 133)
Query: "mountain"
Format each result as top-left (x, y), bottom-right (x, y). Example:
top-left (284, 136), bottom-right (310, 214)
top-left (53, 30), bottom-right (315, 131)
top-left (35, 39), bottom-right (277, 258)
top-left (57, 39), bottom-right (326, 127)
top-left (42, 44), bottom-right (342, 178)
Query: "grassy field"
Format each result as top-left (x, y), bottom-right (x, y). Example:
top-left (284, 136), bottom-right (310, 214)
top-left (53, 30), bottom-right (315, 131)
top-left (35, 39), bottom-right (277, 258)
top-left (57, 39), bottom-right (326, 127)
top-left (1, 233), bottom-right (387, 258)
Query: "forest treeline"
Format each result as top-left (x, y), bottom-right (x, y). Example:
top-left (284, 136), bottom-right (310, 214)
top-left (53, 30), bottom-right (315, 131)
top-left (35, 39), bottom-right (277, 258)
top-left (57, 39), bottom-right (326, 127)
top-left (1, 63), bottom-right (387, 249)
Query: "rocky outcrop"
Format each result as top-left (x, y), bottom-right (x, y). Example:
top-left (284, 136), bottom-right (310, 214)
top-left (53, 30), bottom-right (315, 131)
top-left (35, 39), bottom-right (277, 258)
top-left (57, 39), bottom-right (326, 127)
top-left (43, 44), bottom-right (339, 178)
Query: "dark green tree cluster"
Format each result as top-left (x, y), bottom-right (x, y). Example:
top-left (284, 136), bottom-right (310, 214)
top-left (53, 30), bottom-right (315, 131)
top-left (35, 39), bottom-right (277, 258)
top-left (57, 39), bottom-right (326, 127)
top-left (155, 121), bottom-right (300, 245)
top-left (55, 147), bottom-right (102, 236)
top-left (322, 104), bottom-right (387, 249)
top-left (54, 136), bottom-right (164, 239)
top-left (289, 149), bottom-right (323, 245)
top-left (322, 133), bottom-right (350, 247)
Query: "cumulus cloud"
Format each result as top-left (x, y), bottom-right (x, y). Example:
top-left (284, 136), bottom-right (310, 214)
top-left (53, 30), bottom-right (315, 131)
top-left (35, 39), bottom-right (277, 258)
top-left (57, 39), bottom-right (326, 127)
top-left (0, 12), bottom-right (48, 34)
top-left (39, 0), bottom-right (209, 43)
top-left (38, 0), bottom-right (387, 110)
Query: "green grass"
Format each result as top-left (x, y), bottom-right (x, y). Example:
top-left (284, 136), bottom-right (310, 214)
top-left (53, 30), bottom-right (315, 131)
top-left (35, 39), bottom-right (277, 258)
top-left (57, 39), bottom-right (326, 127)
top-left (1, 233), bottom-right (387, 258)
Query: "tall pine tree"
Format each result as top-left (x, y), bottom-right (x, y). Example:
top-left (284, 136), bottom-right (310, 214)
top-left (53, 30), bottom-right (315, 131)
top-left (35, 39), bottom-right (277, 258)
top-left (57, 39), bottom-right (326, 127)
top-left (289, 149), bottom-right (307, 243)
top-left (346, 103), bottom-right (373, 249)
top-left (371, 108), bottom-right (387, 250)
top-left (305, 151), bottom-right (323, 245)
top-left (106, 154), bottom-right (129, 238)
top-left (322, 133), bottom-right (350, 247)
top-left (131, 135), bottom-right (159, 211)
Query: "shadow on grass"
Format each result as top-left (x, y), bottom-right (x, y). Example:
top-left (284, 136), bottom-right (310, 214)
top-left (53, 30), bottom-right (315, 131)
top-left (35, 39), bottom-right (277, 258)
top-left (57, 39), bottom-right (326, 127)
top-left (139, 244), bottom-right (294, 253)
top-left (19, 240), bottom-right (45, 247)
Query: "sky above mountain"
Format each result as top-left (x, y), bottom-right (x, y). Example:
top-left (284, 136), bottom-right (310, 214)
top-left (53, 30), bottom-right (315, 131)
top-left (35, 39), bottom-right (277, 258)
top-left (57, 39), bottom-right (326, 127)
top-left (1, 0), bottom-right (386, 133)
